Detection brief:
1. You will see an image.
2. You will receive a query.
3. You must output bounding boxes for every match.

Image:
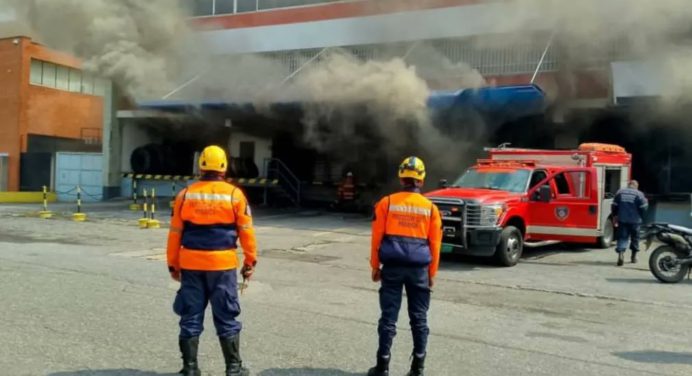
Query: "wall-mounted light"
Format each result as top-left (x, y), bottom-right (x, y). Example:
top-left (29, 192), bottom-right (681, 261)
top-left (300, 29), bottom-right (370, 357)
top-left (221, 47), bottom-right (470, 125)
top-left (12, 38), bottom-right (19, 45)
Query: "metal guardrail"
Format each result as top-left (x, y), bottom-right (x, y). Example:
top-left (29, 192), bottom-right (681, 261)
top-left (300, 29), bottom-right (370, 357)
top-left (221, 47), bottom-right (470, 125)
top-left (263, 158), bottom-right (301, 206)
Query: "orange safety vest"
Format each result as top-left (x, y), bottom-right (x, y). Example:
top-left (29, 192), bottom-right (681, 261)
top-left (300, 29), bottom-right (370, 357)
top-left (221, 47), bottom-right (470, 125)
top-left (338, 177), bottom-right (356, 201)
top-left (167, 179), bottom-right (257, 272)
top-left (370, 189), bottom-right (443, 278)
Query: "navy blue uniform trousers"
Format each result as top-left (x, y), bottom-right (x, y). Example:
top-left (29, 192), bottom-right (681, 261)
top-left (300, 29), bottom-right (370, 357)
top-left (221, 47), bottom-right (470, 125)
top-left (616, 222), bottom-right (640, 254)
top-left (377, 265), bottom-right (431, 357)
top-left (173, 269), bottom-right (241, 339)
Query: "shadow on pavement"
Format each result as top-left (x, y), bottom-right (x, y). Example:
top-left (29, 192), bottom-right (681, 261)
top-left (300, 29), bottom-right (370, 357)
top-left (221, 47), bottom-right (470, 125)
top-left (606, 277), bottom-right (657, 284)
top-left (48, 370), bottom-right (177, 376)
top-left (571, 260), bottom-right (620, 267)
top-left (613, 351), bottom-right (692, 365)
top-left (258, 369), bottom-right (362, 376)
top-left (440, 243), bottom-right (597, 269)
top-left (607, 277), bottom-right (692, 285)
top-left (439, 253), bottom-right (497, 271)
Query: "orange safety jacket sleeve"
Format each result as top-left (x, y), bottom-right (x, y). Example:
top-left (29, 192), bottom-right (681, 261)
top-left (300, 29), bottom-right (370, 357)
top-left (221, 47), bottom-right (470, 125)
top-left (370, 197), bottom-right (388, 270)
top-left (166, 189), bottom-right (187, 272)
top-left (232, 189), bottom-right (258, 267)
top-left (428, 204), bottom-right (443, 278)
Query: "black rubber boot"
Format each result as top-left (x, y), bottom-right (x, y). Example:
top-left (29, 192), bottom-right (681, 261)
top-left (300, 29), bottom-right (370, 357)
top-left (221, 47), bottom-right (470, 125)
top-left (406, 354), bottom-right (426, 376)
top-left (617, 252), bottom-right (624, 266)
top-left (178, 337), bottom-right (201, 376)
top-left (367, 354), bottom-right (390, 376)
top-left (220, 335), bottom-right (250, 376)
top-left (631, 252), bottom-right (638, 264)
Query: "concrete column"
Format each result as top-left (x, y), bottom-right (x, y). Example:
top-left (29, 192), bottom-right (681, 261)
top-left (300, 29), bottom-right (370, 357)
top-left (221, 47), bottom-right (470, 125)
top-left (101, 83), bottom-right (123, 199)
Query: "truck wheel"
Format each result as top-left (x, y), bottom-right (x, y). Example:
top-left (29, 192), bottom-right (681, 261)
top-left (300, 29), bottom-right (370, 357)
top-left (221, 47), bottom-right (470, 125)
top-left (494, 226), bottom-right (524, 267)
top-left (596, 218), bottom-right (615, 249)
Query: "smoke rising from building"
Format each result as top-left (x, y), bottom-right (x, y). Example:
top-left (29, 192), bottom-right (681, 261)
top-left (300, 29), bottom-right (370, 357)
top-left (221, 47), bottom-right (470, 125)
top-left (5, 0), bottom-right (692, 192)
top-left (6, 0), bottom-right (192, 99)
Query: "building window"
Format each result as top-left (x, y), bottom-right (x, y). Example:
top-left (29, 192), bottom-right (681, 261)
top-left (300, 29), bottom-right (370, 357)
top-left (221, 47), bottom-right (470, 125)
top-left (192, 0), bottom-right (214, 16)
top-left (42, 62), bottom-right (57, 88)
top-left (236, 0), bottom-right (258, 13)
top-left (215, 0), bottom-right (236, 14)
top-left (258, 0), bottom-right (337, 10)
top-left (30, 59), bottom-right (43, 84)
top-left (68, 68), bottom-right (82, 93)
top-left (56, 66), bottom-right (70, 91)
top-left (29, 58), bottom-right (107, 97)
top-left (190, 0), bottom-right (344, 15)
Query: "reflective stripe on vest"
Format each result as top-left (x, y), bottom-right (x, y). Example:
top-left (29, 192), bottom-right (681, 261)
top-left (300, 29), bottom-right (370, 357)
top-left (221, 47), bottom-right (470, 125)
top-left (184, 192), bottom-right (234, 202)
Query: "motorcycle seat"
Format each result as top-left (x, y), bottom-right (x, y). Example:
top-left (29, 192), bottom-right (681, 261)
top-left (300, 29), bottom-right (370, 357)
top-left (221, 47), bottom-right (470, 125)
top-left (668, 224), bottom-right (692, 236)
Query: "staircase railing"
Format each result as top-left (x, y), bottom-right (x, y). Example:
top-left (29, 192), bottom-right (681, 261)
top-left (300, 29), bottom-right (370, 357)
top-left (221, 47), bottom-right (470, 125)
top-left (263, 158), bottom-right (301, 206)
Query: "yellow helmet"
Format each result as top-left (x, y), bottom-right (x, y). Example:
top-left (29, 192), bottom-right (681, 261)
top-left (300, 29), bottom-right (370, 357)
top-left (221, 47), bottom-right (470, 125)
top-left (199, 145), bottom-right (228, 173)
top-left (398, 156), bottom-right (426, 181)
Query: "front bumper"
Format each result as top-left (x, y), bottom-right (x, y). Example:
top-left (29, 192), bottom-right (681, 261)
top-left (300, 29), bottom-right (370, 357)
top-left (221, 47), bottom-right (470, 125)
top-left (441, 227), bottom-right (503, 256)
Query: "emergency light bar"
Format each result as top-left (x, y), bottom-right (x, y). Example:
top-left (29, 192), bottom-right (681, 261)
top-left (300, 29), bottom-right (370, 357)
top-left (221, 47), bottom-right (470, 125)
top-left (477, 159), bottom-right (537, 167)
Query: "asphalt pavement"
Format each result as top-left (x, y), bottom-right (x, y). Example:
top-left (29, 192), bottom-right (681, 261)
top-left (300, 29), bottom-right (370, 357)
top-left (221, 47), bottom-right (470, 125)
top-left (0, 203), bottom-right (690, 375)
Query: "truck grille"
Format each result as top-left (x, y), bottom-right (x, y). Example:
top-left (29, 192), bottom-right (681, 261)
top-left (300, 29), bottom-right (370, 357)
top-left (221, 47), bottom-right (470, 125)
top-left (430, 198), bottom-right (482, 227)
top-left (430, 198), bottom-right (463, 221)
top-left (465, 203), bottom-right (481, 226)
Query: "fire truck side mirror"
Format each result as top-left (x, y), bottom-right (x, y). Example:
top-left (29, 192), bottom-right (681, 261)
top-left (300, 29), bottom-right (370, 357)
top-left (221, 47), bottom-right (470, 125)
top-left (537, 185), bottom-right (552, 203)
top-left (438, 179), bottom-right (448, 188)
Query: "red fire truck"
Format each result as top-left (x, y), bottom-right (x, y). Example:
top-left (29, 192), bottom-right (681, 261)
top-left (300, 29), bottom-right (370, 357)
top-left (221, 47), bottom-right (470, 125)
top-left (426, 143), bottom-right (632, 266)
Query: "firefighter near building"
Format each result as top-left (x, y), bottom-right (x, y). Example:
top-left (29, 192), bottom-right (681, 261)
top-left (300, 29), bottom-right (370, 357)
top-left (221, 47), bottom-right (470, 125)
top-left (427, 143), bottom-right (632, 266)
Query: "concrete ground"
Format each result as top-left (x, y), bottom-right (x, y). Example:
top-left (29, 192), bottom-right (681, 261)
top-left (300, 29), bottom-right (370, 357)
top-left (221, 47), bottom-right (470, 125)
top-left (0, 202), bottom-right (690, 376)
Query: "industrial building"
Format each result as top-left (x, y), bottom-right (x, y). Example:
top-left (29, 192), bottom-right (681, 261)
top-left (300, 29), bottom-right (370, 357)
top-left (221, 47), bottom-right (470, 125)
top-left (0, 0), bottom-right (689, 224)
top-left (0, 35), bottom-right (111, 198)
top-left (106, 0), bottom-right (689, 224)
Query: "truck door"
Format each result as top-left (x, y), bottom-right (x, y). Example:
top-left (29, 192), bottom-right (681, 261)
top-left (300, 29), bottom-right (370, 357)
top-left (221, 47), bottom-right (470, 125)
top-left (527, 168), bottom-right (600, 242)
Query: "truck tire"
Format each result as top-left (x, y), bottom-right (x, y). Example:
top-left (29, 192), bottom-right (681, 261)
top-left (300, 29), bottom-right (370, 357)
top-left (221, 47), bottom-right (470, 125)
top-left (130, 146), bottom-right (151, 174)
top-left (596, 218), bottom-right (615, 249)
top-left (494, 226), bottom-right (524, 267)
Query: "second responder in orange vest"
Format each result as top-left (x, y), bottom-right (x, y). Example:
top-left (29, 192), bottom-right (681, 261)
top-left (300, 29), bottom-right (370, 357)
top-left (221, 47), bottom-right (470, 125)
top-left (368, 156), bottom-right (442, 376)
top-left (167, 145), bottom-right (257, 376)
top-left (337, 171), bottom-right (356, 203)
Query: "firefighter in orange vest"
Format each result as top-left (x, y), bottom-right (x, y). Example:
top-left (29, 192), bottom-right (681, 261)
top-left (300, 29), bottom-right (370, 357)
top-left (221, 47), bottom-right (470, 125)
top-left (167, 145), bottom-right (257, 376)
top-left (337, 171), bottom-right (356, 203)
top-left (368, 156), bottom-right (442, 376)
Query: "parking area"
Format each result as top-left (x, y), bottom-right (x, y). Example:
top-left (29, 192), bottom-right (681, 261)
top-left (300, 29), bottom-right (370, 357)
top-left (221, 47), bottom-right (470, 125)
top-left (0, 203), bottom-right (690, 376)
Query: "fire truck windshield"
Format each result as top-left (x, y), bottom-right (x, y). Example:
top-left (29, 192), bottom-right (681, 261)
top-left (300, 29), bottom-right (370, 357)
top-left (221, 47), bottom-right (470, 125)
top-left (452, 168), bottom-right (531, 193)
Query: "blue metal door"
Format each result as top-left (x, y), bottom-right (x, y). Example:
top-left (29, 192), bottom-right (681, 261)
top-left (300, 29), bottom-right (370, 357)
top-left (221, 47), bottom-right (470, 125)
top-left (55, 152), bottom-right (103, 202)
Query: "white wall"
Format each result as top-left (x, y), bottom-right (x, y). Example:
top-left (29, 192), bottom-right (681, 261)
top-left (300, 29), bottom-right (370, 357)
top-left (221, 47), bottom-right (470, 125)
top-left (228, 131), bottom-right (273, 176)
top-left (200, 3), bottom-right (547, 54)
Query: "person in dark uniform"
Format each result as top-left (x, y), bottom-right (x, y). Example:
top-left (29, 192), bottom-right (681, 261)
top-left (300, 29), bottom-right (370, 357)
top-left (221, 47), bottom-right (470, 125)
top-left (368, 157), bottom-right (442, 376)
top-left (611, 180), bottom-right (648, 266)
top-left (167, 145), bottom-right (257, 376)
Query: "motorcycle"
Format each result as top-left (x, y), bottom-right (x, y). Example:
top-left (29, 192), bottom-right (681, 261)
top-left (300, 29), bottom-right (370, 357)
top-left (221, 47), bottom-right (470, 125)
top-left (642, 223), bottom-right (692, 283)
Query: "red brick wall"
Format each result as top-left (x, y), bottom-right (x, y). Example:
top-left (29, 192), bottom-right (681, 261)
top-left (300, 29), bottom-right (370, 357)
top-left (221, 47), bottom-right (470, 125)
top-left (26, 86), bottom-right (104, 140)
top-left (0, 38), bottom-right (24, 191)
top-left (0, 36), bottom-right (104, 191)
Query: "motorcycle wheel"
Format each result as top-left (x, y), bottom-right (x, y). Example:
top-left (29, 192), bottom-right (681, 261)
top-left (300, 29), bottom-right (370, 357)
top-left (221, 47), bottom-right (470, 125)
top-left (649, 245), bottom-right (689, 283)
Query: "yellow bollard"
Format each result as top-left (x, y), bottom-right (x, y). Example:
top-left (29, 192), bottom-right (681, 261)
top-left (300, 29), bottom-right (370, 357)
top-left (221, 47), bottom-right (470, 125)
top-left (72, 185), bottom-right (87, 222)
top-left (138, 188), bottom-right (150, 229)
top-left (38, 185), bottom-right (53, 219)
top-left (129, 178), bottom-right (141, 211)
top-left (147, 188), bottom-right (161, 229)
